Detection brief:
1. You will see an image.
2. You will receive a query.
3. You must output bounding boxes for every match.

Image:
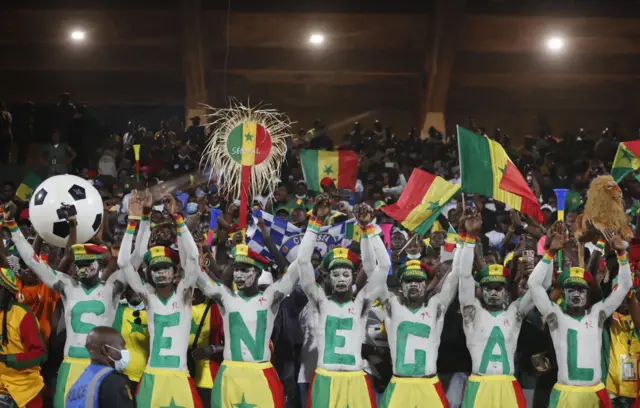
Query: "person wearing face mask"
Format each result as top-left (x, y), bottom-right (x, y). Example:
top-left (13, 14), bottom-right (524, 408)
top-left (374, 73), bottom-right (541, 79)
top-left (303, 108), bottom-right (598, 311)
top-left (376, 213), bottom-right (473, 408)
top-left (112, 286), bottom-right (149, 390)
top-left (117, 193), bottom-right (204, 408)
top-left (528, 229), bottom-right (631, 408)
top-left (0, 266), bottom-right (47, 408)
top-left (66, 326), bottom-right (135, 408)
top-left (3, 202), bottom-right (129, 408)
top-left (459, 209), bottom-right (553, 408)
top-left (193, 238), bottom-right (301, 407)
top-left (298, 199), bottom-right (390, 408)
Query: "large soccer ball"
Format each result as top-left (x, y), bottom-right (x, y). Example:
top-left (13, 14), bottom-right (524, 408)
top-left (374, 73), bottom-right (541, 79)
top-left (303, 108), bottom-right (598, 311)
top-left (29, 175), bottom-right (104, 248)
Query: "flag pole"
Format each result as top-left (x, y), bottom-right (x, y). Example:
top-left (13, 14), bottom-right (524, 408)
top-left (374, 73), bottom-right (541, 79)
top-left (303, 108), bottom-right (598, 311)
top-left (553, 189), bottom-right (568, 274)
top-left (239, 165), bottom-right (251, 236)
top-left (456, 125), bottom-right (467, 210)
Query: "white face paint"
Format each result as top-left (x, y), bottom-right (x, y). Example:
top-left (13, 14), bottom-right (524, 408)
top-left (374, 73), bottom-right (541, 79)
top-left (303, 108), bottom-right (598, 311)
top-left (77, 260), bottom-right (100, 280)
top-left (564, 287), bottom-right (588, 308)
top-left (329, 267), bottom-right (353, 293)
top-left (233, 265), bottom-right (258, 290)
top-left (151, 266), bottom-right (175, 285)
top-left (482, 284), bottom-right (507, 307)
top-left (401, 279), bottom-right (427, 302)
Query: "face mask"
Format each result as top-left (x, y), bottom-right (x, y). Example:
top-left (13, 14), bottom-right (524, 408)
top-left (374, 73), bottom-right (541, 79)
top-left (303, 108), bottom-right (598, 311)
top-left (329, 267), bottom-right (353, 293)
top-left (77, 260), bottom-right (100, 280)
top-left (564, 287), bottom-right (588, 308)
top-left (402, 280), bottom-right (426, 301)
top-left (106, 344), bottom-right (130, 372)
top-left (295, 194), bottom-right (306, 200)
top-left (129, 301), bottom-right (145, 311)
top-left (233, 266), bottom-right (257, 290)
top-left (406, 253), bottom-right (421, 260)
top-left (186, 202), bottom-right (198, 214)
top-left (482, 285), bottom-right (506, 307)
top-left (151, 267), bottom-right (174, 285)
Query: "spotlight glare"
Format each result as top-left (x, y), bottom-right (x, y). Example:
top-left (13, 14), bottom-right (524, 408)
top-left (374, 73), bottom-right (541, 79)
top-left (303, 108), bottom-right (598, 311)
top-left (70, 30), bottom-right (86, 42)
top-left (546, 36), bottom-right (565, 52)
top-left (309, 33), bottom-right (325, 45)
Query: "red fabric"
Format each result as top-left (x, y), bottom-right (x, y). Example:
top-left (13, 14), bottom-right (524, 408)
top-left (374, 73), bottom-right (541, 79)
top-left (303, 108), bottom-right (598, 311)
top-left (336, 150), bottom-right (359, 191)
top-left (624, 141), bottom-right (640, 158)
top-left (14, 309), bottom-right (46, 365)
top-left (253, 124), bottom-right (272, 165)
top-left (434, 380), bottom-right (450, 408)
top-left (25, 391), bottom-right (44, 408)
top-left (630, 238), bottom-right (640, 264)
top-left (187, 377), bottom-right (204, 408)
top-left (263, 366), bottom-right (285, 408)
top-left (382, 168), bottom-right (436, 222)
top-left (208, 304), bottom-right (224, 380)
top-left (511, 380), bottom-right (527, 408)
top-left (499, 160), bottom-right (544, 222)
top-left (363, 373), bottom-right (377, 408)
top-left (596, 387), bottom-right (612, 408)
top-left (306, 372), bottom-right (316, 408)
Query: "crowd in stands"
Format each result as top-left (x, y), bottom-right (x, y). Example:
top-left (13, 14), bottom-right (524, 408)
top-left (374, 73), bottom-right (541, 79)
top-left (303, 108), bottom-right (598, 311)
top-left (1, 91), bottom-right (640, 408)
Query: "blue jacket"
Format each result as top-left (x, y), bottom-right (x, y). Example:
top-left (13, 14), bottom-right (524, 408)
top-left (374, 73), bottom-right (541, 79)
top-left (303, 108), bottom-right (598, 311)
top-left (66, 364), bottom-right (114, 408)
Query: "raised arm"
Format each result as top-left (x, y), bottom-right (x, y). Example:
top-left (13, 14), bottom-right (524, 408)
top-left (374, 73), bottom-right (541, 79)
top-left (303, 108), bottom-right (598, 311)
top-left (527, 250), bottom-right (558, 317)
top-left (363, 232), bottom-right (391, 303)
top-left (174, 212), bottom-right (200, 287)
top-left (297, 195), bottom-right (331, 306)
top-left (3, 203), bottom-right (72, 290)
top-left (458, 210), bottom-right (482, 309)
top-left (357, 223), bottom-right (392, 303)
top-left (599, 235), bottom-right (632, 316)
top-left (515, 256), bottom-right (553, 315)
top-left (131, 207), bottom-right (152, 269)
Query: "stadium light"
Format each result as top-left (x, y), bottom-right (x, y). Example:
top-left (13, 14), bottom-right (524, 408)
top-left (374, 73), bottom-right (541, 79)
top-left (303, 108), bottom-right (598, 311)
top-left (70, 30), bottom-right (86, 42)
top-left (546, 36), bottom-right (565, 52)
top-left (309, 33), bottom-right (325, 46)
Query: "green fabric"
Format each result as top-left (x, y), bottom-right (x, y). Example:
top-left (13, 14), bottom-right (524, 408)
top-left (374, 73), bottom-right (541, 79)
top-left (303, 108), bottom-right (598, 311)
top-left (310, 371), bottom-right (332, 408)
top-left (611, 142), bottom-right (638, 183)
top-left (457, 126), bottom-right (493, 196)
top-left (211, 364), bottom-right (226, 408)
top-left (54, 360), bottom-right (71, 408)
top-left (565, 190), bottom-right (583, 213)
top-left (112, 303), bottom-right (125, 333)
top-left (601, 317), bottom-right (612, 387)
top-left (548, 388), bottom-right (561, 408)
top-left (137, 371), bottom-right (155, 407)
top-left (461, 378), bottom-right (481, 408)
top-left (379, 381), bottom-right (396, 408)
top-left (300, 150), bottom-right (321, 191)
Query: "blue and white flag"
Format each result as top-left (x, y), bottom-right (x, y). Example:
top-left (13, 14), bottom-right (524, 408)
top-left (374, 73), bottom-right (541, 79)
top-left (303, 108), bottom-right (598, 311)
top-left (247, 210), bottom-right (357, 263)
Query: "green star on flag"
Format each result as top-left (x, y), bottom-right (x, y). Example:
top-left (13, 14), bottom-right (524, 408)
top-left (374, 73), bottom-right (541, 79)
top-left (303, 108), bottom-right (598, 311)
top-left (427, 200), bottom-right (441, 211)
top-left (323, 165), bottom-right (333, 175)
top-left (611, 141), bottom-right (640, 183)
top-left (160, 397), bottom-right (185, 408)
top-left (233, 394), bottom-right (257, 408)
top-left (244, 133), bottom-right (253, 142)
top-left (128, 319), bottom-right (147, 335)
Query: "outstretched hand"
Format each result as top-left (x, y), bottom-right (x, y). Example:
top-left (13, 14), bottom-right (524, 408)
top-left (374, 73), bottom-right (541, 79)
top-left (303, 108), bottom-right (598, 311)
top-left (547, 222), bottom-right (565, 253)
top-left (128, 190), bottom-right (143, 217)
top-left (3, 202), bottom-right (16, 222)
top-left (163, 194), bottom-right (178, 215)
top-left (313, 193), bottom-right (331, 218)
top-left (604, 229), bottom-right (626, 253)
top-left (353, 203), bottom-right (374, 226)
top-left (462, 208), bottom-right (482, 235)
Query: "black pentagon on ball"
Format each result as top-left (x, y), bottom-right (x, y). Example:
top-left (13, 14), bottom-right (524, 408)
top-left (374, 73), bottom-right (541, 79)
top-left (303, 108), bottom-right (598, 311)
top-left (33, 189), bottom-right (48, 206)
top-left (68, 185), bottom-right (86, 201)
top-left (92, 213), bottom-right (103, 232)
top-left (52, 221), bottom-right (70, 239)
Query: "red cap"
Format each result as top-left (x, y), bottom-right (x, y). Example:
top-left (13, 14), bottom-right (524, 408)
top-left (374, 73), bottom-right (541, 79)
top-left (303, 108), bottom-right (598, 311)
top-left (320, 177), bottom-right (334, 188)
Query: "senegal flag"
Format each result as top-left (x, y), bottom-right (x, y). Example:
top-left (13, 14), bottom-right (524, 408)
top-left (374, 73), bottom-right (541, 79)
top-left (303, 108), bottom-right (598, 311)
top-left (611, 141), bottom-right (640, 183)
top-left (300, 149), bottom-right (358, 192)
top-left (457, 126), bottom-right (544, 222)
top-left (227, 122), bottom-right (272, 166)
top-left (382, 169), bottom-right (460, 236)
top-left (16, 172), bottom-right (41, 202)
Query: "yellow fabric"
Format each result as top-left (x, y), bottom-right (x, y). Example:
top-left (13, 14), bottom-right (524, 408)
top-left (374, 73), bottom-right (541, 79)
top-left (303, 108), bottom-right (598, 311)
top-left (381, 376), bottom-right (446, 408)
top-left (552, 382), bottom-right (605, 408)
top-left (606, 313), bottom-right (640, 398)
top-left (140, 368), bottom-right (196, 408)
top-left (402, 176), bottom-right (460, 231)
top-left (487, 138), bottom-right (523, 210)
top-left (465, 375), bottom-right (519, 408)
top-left (119, 307), bottom-right (150, 383)
top-left (313, 368), bottom-right (373, 408)
top-left (189, 303), bottom-right (213, 389)
top-left (0, 304), bottom-right (44, 407)
top-left (317, 150), bottom-right (340, 185)
top-left (217, 361), bottom-right (275, 408)
top-left (60, 357), bottom-right (91, 405)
